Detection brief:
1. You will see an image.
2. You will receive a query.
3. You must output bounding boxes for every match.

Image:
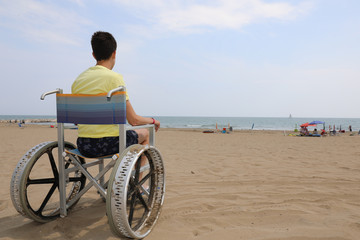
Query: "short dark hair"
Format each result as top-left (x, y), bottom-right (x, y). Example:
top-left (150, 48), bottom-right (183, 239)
top-left (91, 31), bottom-right (117, 61)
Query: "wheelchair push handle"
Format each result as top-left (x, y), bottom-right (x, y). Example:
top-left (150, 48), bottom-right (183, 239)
top-left (40, 87), bottom-right (124, 101)
top-left (40, 88), bottom-right (62, 100)
top-left (107, 86), bottom-right (126, 101)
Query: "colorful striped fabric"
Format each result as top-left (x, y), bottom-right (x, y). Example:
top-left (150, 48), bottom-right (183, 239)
top-left (56, 92), bottom-right (126, 124)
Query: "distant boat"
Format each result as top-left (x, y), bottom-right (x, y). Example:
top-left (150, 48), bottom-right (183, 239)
top-left (289, 114), bottom-right (292, 118)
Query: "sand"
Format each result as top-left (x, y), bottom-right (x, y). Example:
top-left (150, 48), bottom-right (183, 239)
top-left (1, 123), bottom-right (360, 240)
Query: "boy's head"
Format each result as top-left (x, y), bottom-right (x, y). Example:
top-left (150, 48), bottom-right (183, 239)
top-left (91, 31), bottom-right (117, 61)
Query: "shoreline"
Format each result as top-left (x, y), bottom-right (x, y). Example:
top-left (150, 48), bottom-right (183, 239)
top-left (1, 122), bottom-right (357, 137)
top-left (0, 119), bottom-right (56, 123)
top-left (0, 116), bottom-right (358, 132)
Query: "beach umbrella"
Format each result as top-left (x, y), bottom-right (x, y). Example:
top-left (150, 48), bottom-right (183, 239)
top-left (309, 120), bottom-right (325, 129)
top-left (300, 123), bottom-right (309, 127)
top-left (300, 122), bottom-right (316, 127)
top-left (309, 121), bottom-right (325, 125)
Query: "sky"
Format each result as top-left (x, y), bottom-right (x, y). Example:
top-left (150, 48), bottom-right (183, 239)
top-left (0, 0), bottom-right (359, 118)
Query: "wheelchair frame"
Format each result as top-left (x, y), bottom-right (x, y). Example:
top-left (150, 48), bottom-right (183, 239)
top-left (10, 86), bottom-right (165, 239)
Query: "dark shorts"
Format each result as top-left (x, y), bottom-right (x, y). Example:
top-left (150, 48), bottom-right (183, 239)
top-left (77, 130), bottom-right (138, 158)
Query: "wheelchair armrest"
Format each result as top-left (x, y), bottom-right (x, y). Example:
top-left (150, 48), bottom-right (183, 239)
top-left (126, 124), bottom-right (156, 146)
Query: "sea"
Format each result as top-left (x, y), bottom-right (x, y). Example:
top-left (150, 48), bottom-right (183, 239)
top-left (1, 115), bottom-right (360, 131)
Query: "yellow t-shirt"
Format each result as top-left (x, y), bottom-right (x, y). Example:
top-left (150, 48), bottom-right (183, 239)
top-left (71, 65), bottom-right (129, 138)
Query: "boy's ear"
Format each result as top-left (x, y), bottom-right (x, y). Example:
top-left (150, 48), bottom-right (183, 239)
top-left (92, 52), bottom-right (96, 60)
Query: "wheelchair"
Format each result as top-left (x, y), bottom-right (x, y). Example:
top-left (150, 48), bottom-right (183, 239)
top-left (10, 87), bottom-right (165, 239)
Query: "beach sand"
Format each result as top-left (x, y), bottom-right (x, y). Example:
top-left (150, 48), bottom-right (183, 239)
top-left (1, 123), bottom-right (360, 240)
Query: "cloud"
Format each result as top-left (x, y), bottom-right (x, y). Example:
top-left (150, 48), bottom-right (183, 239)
top-left (0, 0), bottom-right (314, 45)
top-left (0, 0), bottom-right (91, 45)
top-left (112, 0), bottom-right (314, 34)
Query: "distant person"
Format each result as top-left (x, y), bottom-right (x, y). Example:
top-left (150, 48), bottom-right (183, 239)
top-left (331, 126), bottom-right (336, 135)
top-left (300, 126), bottom-right (309, 136)
top-left (339, 125), bottom-right (345, 133)
top-left (349, 125), bottom-right (352, 132)
top-left (72, 31), bottom-right (160, 158)
top-left (313, 128), bottom-right (318, 135)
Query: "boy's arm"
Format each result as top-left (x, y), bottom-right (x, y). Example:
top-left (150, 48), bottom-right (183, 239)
top-left (126, 101), bottom-right (160, 131)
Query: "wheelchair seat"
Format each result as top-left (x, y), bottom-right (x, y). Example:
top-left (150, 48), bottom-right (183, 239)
top-left (65, 148), bottom-right (114, 159)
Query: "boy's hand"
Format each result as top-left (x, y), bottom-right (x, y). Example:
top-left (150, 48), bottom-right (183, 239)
top-left (154, 119), bottom-right (160, 132)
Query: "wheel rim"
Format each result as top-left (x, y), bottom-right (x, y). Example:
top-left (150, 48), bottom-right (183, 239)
top-left (107, 145), bottom-right (165, 239)
top-left (25, 144), bottom-right (85, 218)
top-left (11, 141), bottom-right (86, 222)
top-left (127, 151), bottom-right (155, 231)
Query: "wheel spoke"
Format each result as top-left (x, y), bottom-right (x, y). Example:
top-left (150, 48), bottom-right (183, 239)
top-left (134, 157), bottom-right (141, 183)
top-left (128, 156), bottom-right (151, 226)
top-left (69, 177), bottom-right (85, 182)
top-left (139, 170), bottom-right (153, 186)
top-left (128, 158), bottom-right (143, 201)
top-left (47, 150), bottom-right (59, 178)
top-left (128, 189), bottom-right (138, 227)
top-left (35, 183), bottom-right (58, 215)
top-left (27, 177), bottom-right (56, 185)
top-left (65, 161), bottom-right (70, 168)
top-left (136, 191), bottom-right (150, 211)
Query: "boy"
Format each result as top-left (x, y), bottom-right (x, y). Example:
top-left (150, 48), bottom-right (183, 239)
top-left (72, 31), bottom-right (160, 157)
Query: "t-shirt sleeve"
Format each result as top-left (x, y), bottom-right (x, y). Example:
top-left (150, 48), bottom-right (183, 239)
top-left (111, 73), bottom-right (129, 101)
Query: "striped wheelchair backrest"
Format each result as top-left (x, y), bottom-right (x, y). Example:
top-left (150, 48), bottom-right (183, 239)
top-left (56, 92), bottom-right (126, 124)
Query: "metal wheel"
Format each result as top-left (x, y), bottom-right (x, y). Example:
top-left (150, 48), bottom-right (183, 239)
top-left (106, 144), bottom-right (165, 239)
top-left (10, 141), bottom-right (86, 222)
